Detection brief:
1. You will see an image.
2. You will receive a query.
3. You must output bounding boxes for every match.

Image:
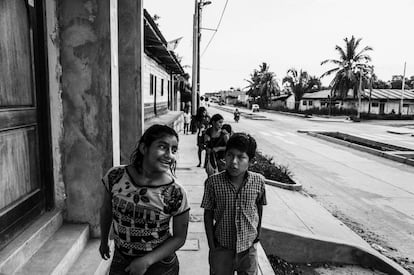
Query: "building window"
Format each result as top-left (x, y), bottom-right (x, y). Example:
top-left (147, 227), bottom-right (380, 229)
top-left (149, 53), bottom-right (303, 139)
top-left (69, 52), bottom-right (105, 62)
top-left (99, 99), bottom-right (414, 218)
top-left (161, 79), bottom-right (164, 96)
top-left (302, 100), bottom-right (307, 106)
top-left (308, 100), bottom-right (313, 106)
top-left (371, 102), bottom-right (379, 107)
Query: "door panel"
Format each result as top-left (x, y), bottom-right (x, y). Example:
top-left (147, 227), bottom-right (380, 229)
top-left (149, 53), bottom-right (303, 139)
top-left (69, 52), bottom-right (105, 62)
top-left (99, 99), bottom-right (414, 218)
top-left (0, 0), bottom-right (45, 249)
top-left (0, 127), bottom-right (40, 210)
top-left (0, 0), bottom-right (34, 107)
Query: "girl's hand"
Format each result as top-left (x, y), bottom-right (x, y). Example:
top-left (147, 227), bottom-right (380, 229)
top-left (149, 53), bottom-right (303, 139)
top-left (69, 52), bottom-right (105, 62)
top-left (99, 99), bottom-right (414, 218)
top-left (99, 241), bottom-right (110, 260)
top-left (125, 256), bottom-right (151, 275)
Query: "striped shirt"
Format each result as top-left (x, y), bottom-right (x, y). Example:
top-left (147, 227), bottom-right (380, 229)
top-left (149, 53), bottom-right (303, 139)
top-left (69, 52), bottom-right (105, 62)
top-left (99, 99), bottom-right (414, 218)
top-left (201, 171), bottom-right (267, 253)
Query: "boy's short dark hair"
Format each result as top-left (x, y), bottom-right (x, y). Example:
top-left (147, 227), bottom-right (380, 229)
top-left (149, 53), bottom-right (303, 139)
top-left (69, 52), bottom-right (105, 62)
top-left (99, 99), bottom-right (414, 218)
top-left (221, 124), bottom-right (232, 134)
top-left (225, 133), bottom-right (257, 160)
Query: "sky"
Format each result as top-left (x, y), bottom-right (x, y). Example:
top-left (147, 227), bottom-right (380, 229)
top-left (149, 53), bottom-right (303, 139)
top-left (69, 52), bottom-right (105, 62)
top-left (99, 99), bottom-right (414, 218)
top-left (144, 0), bottom-right (414, 94)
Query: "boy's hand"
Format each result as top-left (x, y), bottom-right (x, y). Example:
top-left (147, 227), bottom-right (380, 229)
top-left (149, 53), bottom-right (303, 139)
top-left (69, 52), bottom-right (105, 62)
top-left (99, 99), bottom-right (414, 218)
top-left (99, 241), bottom-right (111, 260)
top-left (125, 256), bottom-right (151, 275)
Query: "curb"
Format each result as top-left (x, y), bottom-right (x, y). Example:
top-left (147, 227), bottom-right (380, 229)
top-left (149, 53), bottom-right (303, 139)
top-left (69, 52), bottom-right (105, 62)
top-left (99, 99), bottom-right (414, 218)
top-left (265, 178), bottom-right (302, 191)
top-left (306, 131), bottom-right (414, 167)
top-left (260, 228), bottom-right (410, 275)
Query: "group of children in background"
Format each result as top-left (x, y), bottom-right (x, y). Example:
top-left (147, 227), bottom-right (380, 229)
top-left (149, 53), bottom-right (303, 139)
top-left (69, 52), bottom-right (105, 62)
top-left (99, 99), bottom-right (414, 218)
top-left (99, 106), bottom-right (266, 275)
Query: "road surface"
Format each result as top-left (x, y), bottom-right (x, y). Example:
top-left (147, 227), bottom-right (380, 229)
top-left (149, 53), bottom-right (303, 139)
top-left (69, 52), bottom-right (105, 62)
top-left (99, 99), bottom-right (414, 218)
top-left (207, 105), bottom-right (414, 271)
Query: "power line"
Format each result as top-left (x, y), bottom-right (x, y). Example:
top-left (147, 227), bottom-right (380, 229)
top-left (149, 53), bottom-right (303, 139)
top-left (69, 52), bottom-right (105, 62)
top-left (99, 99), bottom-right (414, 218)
top-left (201, 0), bottom-right (229, 57)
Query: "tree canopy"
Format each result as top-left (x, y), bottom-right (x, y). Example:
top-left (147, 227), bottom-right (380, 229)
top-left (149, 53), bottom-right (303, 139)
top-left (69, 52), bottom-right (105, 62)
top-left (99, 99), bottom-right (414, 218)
top-left (282, 68), bottom-right (321, 109)
top-left (321, 36), bottom-right (373, 99)
top-left (245, 62), bottom-right (280, 106)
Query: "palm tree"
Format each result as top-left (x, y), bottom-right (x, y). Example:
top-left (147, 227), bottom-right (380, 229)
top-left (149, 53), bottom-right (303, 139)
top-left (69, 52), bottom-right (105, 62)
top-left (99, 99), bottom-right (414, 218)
top-left (245, 70), bottom-right (261, 101)
top-left (246, 62), bottom-right (280, 107)
top-left (320, 36), bottom-right (373, 99)
top-left (282, 69), bottom-right (321, 110)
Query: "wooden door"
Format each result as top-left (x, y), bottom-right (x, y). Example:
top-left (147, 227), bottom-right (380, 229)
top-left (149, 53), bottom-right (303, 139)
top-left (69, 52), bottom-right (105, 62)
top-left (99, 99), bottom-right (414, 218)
top-left (379, 102), bottom-right (385, 115)
top-left (0, 0), bottom-right (49, 249)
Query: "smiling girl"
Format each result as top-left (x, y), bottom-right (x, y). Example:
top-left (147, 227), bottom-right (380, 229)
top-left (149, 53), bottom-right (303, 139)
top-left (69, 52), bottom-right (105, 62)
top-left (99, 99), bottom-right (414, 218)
top-left (99, 124), bottom-right (190, 275)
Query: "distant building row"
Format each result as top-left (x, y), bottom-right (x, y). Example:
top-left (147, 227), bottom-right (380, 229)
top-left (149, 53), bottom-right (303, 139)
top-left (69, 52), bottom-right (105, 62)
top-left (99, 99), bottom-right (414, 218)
top-left (206, 89), bottom-right (414, 115)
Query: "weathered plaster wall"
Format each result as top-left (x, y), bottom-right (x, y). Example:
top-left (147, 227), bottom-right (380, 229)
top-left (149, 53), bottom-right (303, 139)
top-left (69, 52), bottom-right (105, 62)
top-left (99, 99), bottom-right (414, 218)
top-left (45, 0), bottom-right (65, 209)
top-left (59, 0), bottom-right (112, 236)
top-left (118, 0), bottom-right (144, 164)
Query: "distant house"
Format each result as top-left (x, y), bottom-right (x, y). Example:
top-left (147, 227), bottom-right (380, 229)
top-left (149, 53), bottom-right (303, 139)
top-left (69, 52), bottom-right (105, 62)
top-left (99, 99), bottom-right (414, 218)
top-left (143, 10), bottom-right (185, 120)
top-left (299, 90), bottom-right (334, 111)
top-left (300, 89), bottom-right (414, 115)
top-left (269, 93), bottom-right (295, 109)
top-left (225, 90), bottom-right (247, 105)
top-left (360, 89), bottom-right (414, 115)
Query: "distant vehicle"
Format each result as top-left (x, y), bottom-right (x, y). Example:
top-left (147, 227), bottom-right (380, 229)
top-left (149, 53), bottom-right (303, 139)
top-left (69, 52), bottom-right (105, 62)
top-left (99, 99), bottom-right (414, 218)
top-left (219, 101), bottom-right (226, 105)
top-left (252, 104), bottom-right (259, 112)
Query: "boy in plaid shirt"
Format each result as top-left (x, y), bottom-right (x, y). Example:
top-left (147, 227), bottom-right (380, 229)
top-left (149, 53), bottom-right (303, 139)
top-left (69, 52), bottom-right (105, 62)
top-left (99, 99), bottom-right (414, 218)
top-left (201, 133), bottom-right (267, 275)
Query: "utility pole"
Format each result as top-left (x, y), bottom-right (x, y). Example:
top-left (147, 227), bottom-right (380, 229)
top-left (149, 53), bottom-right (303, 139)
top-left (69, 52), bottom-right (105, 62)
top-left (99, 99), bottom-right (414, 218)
top-left (191, 0), bottom-right (211, 116)
top-left (400, 62), bottom-right (406, 115)
top-left (191, 0), bottom-right (199, 116)
top-left (357, 70), bottom-right (362, 119)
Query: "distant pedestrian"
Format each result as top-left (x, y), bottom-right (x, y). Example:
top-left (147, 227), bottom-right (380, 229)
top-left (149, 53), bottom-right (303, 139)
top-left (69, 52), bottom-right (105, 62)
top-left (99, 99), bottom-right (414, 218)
top-left (183, 109), bottom-right (191, 134)
top-left (99, 124), bottom-right (190, 275)
top-left (201, 133), bottom-right (267, 275)
top-left (204, 114), bottom-right (228, 175)
top-left (195, 107), bottom-right (210, 167)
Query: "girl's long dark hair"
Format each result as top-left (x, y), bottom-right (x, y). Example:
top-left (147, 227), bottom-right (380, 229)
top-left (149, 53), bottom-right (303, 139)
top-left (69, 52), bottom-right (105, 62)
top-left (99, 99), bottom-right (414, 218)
top-left (130, 124), bottom-right (179, 175)
top-left (195, 106), bottom-right (207, 121)
top-left (210, 113), bottom-right (223, 125)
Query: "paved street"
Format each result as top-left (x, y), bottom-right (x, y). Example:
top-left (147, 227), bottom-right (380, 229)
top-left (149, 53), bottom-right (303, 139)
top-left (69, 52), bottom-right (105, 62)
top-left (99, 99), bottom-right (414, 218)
top-left (207, 105), bottom-right (414, 270)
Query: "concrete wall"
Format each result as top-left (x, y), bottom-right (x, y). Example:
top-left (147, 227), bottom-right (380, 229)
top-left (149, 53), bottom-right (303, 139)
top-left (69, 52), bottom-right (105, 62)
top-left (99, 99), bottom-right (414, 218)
top-left (59, 0), bottom-right (113, 236)
top-left (299, 99), bottom-right (321, 110)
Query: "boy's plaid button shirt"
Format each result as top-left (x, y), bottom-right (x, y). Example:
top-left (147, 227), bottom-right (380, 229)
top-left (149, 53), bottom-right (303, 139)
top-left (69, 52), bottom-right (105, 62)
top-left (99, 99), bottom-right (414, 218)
top-left (201, 171), bottom-right (267, 253)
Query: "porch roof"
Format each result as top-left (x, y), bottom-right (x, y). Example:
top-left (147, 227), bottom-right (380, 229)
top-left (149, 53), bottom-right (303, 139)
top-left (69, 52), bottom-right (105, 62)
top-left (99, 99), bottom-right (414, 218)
top-left (302, 89), bottom-right (414, 100)
top-left (302, 90), bottom-right (331, 99)
top-left (361, 89), bottom-right (414, 100)
top-left (144, 10), bottom-right (185, 75)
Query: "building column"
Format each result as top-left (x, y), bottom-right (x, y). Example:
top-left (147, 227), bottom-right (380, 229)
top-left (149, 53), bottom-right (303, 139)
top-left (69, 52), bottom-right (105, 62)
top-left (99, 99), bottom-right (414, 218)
top-left (118, 0), bottom-right (144, 163)
top-left (171, 74), bottom-right (175, 110)
top-left (59, 0), bottom-right (112, 236)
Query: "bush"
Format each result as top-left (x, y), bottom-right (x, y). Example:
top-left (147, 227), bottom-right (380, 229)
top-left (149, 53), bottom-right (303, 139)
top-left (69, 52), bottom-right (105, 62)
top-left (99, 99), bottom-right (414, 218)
top-left (234, 101), bottom-right (247, 108)
top-left (266, 105), bottom-right (414, 120)
top-left (360, 112), bottom-right (414, 120)
top-left (268, 106), bottom-right (357, 116)
top-left (249, 151), bottom-right (295, 184)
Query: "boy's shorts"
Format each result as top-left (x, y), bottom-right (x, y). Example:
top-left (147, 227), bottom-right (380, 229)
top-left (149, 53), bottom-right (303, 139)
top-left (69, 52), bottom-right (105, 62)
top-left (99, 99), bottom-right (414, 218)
top-left (208, 243), bottom-right (258, 275)
top-left (109, 249), bottom-right (179, 275)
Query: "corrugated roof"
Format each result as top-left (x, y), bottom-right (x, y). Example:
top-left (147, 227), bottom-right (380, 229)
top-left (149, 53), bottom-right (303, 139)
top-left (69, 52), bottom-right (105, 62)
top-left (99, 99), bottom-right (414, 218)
top-left (302, 90), bottom-right (331, 99)
top-left (302, 89), bottom-right (414, 100)
top-left (361, 89), bottom-right (414, 100)
top-left (144, 10), bottom-right (185, 75)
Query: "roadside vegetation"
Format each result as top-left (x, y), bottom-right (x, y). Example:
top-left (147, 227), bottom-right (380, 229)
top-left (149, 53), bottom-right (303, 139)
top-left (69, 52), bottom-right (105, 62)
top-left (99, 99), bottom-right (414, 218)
top-left (249, 151), bottom-right (295, 184)
top-left (234, 35), bottom-right (414, 120)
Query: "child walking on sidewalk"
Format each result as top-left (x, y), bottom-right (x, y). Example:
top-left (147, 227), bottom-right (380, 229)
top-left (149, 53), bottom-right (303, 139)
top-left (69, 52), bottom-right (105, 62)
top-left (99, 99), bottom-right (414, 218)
top-left (183, 109), bottom-right (191, 134)
top-left (201, 133), bottom-right (267, 275)
top-left (99, 124), bottom-right (190, 275)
